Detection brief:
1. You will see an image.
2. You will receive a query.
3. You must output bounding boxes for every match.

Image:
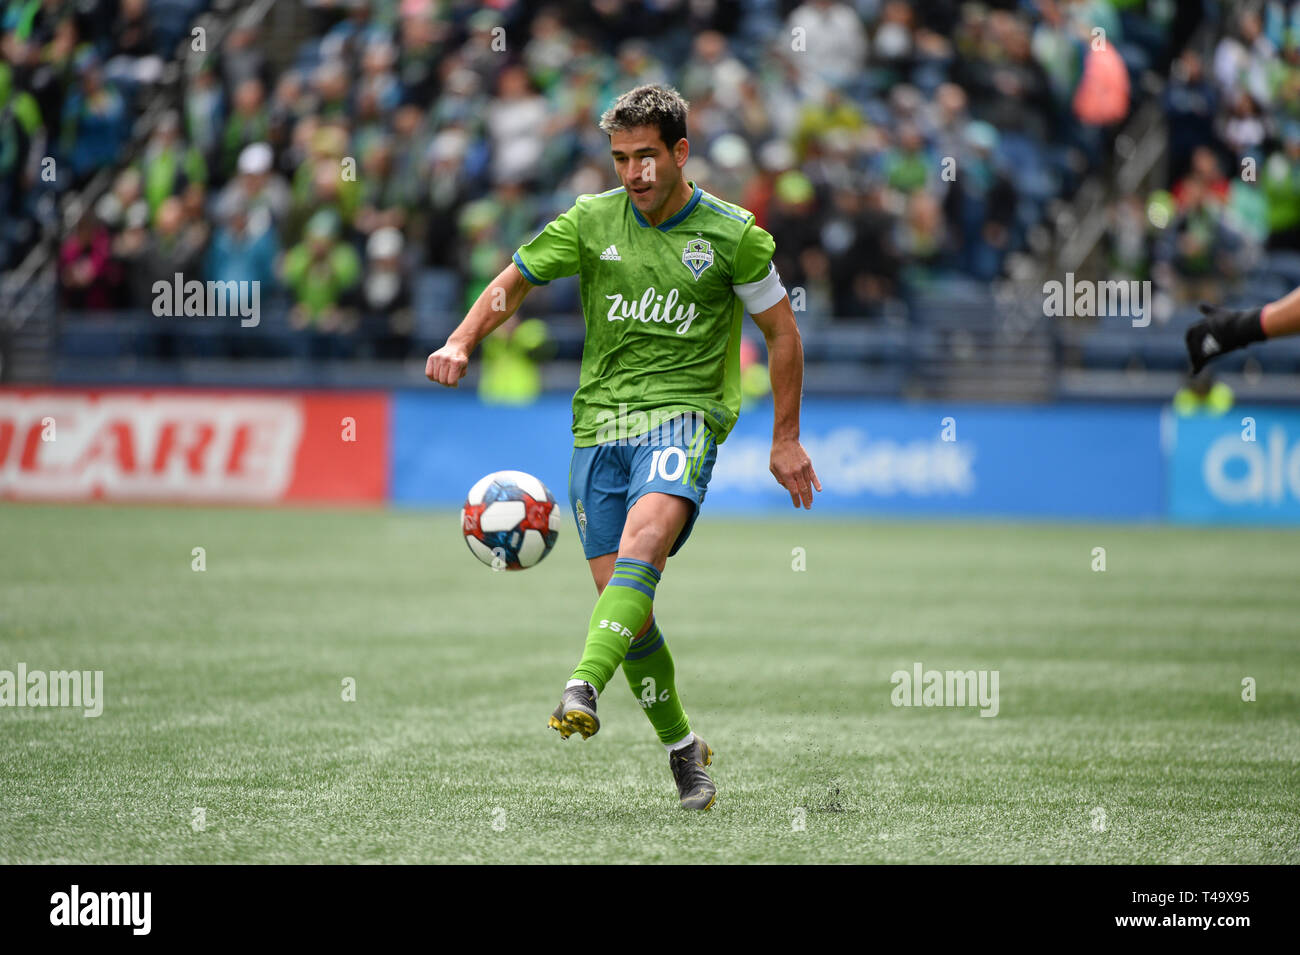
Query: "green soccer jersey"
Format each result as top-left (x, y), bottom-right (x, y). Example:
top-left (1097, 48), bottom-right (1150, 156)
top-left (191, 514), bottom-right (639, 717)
top-left (512, 181), bottom-right (781, 446)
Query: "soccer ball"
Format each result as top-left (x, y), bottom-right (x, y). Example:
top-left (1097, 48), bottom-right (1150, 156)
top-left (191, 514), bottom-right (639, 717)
top-left (461, 470), bottom-right (561, 570)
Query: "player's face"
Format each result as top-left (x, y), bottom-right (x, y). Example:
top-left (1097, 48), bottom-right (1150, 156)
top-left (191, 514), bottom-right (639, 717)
top-left (609, 126), bottom-right (684, 216)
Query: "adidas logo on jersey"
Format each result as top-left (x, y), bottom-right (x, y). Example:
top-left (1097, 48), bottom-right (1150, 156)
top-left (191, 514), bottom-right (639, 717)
top-left (1201, 333), bottom-right (1220, 356)
top-left (600, 245), bottom-right (621, 261)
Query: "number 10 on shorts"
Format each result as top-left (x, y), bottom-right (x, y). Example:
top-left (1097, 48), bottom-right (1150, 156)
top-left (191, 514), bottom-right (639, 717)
top-left (649, 447), bottom-right (688, 482)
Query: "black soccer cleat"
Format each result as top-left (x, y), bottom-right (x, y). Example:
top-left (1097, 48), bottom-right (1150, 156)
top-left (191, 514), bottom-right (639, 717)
top-left (548, 682), bottom-right (600, 740)
top-left (669, 736), bottom-right (716, 810)
top-left (1185, 303), bottom-right (1264, 374)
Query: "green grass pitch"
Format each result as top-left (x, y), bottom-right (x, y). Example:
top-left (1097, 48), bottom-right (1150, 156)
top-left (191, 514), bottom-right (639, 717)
top-left (1, 503), bottom-right (1297, 864)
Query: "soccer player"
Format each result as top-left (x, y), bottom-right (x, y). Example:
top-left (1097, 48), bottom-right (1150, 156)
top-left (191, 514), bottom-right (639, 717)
top-left (1186, 287), bottom-right (1300, 372)
top-left (426, 85), bottom-right (819, 810)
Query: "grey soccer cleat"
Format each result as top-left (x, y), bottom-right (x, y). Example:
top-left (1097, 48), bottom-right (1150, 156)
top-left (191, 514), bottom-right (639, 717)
top-left (548, 682), bottom-right (600, 740)
top-left (669, 736), bottom-right (716, 810)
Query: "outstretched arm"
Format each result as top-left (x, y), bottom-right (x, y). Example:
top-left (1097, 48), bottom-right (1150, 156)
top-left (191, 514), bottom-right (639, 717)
top-left (426, 263), bottom-right (534, 386)
top-left (1186, 283), bottom-right (1300, 374)
top-left (1260, 286), bottom-right (1300, 337)
top-left (749, 295), bottom-right (821, 509)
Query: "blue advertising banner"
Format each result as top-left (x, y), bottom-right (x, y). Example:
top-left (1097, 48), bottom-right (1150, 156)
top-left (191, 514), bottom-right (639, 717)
top-left (391, 393), bottom-right (576, 513)
top-left (392, 393), bottom-right (1164, 520)
top-left (705, 400), bottom-right (1162, 518)
top-left (1168, 408), bottom-right (1300, 524)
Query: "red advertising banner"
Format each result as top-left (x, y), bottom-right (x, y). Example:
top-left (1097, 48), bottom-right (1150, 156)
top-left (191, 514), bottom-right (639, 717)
top-left (0, 388), bottom-right (389, 503)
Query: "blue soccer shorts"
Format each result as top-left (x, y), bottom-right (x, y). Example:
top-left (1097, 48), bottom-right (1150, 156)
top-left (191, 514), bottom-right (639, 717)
top-left (568, 414), bottom-right (718, 560)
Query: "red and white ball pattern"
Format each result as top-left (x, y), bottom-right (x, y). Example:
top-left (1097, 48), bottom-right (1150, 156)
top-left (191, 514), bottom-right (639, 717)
top-left (461, 470), bottom-right (561, 570)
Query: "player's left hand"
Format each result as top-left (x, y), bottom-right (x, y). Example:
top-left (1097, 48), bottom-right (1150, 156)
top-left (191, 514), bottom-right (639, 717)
top-left (770, 438), bottom-right (821, 509)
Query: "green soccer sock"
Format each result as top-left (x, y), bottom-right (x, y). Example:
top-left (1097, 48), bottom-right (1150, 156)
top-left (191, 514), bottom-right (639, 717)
top-left (570, 557), bottom-right (660, 694)
top-left (623, 617), bottom-right (691, 747)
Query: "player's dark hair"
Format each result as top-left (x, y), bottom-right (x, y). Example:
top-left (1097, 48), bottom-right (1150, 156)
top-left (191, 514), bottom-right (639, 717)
top-left (598, 85), bottom-right (689, 150)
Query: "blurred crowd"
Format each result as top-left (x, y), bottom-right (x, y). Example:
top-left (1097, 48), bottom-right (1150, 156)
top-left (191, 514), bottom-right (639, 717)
top-left (3, 0), bottom-right (213, 272)
top-left (1100, 2), bottom-right (1300, 308)
top-left (1, 0), bottom-right (1236, 357)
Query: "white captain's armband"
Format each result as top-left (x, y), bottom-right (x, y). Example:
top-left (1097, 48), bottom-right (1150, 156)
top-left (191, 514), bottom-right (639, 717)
top-left (732, 262), bottom-right (786, 314)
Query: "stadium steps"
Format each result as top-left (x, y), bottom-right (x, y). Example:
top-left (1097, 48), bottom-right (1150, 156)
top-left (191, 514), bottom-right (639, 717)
top-left (9, 329), bottom-right (56, 381)
top-left (906, 283), bottom-right (1057, 401)
top-left (913, 334), bottom-right (1057, 401)
top-left (1, 270), bottom-right (57, 382)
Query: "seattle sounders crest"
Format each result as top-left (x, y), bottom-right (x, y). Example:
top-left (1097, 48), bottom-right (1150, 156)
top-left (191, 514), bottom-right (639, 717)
top-left (682, 238), bottom-right (713, 280)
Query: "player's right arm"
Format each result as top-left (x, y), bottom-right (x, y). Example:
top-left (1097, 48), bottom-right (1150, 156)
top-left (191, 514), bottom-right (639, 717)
top-left (425, 262), bottom-right (533, 387)
top-left (427, 202), bottom-right (581, 387)
top-left (1256, 284), bottom-right (1300, 337)
top-left (1186, 284), bottom-right (1300, 375)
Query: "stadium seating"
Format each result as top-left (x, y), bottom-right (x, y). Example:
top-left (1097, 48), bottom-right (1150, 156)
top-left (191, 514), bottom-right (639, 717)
top-left (4, 0), bottom-right (1298, 402)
